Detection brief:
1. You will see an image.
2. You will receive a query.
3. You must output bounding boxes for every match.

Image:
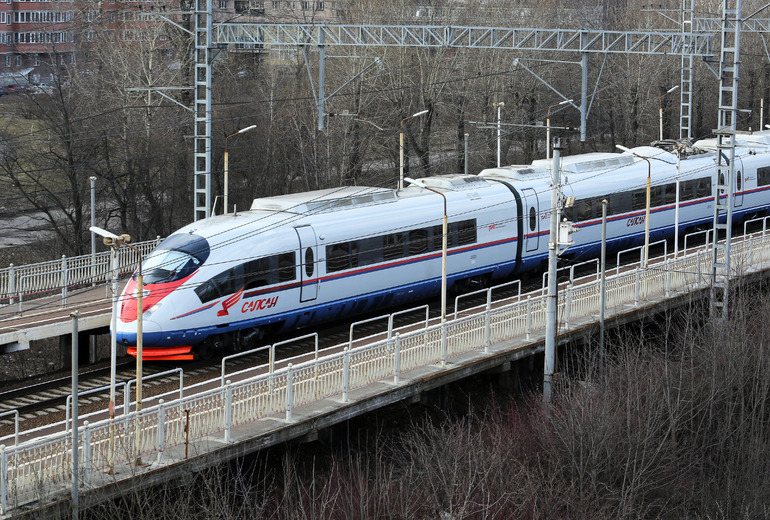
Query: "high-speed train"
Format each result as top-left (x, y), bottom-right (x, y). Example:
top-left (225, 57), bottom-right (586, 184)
top-left (116, 134), bottom-right (770, 360)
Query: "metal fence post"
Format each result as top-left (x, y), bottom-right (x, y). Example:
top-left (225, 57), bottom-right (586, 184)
top-left (526, 296), bottom-right (532, 340)
top-left (61, 255), bottom-right (68, 306)
top-left (566, 282), bottom-right (573, 327)
top-left (0, 444), bottom-right (6, 515)
top-left (393, 334), bottom-right (401, 384)
top-left (8, 264), bottom-right (14, 305)
top-left (665, 258), bottom-right (672, 297)
top-left (286, 365), bottom-right (294, 421)
top-left (83, 422), bottom-right (91, 486)
top-left (484, 291), bottom-right (491, 353)
top-left (635, 267), bottom-right (641, 305)
top-left (224, 383), bottom-right (233, 442)
top-left (441, 320), bottom-right (448, 368)
top-left (342, 349), bottom-right (350, 403)
top-left (156, 400), bottom-right (165, 464)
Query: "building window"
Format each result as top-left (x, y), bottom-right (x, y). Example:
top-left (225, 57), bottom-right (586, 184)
top-left (14, 55), bottom-right (20, 66)
top-left (301, 1), bottom-right (308, 9)
top-left (271, 0), bottom-right (279, 7)
top-left (5, 55), bottom-right (10, 67)
top-left (87, 29), bottom-right (95, 40)
top-left (218, 0), bottom-right (226, 7)
top-left (316, 1), bottom-right (322, 9)
top-left (34, 54), bottom-right (39, 65)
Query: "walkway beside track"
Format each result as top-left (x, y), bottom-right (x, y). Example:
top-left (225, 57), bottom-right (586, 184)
top-left (0, 238), bottom-right (158, 354)
top-left (2, 230), bottom-right (770, 518)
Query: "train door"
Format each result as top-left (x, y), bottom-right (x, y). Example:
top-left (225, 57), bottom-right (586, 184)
top-left (521, 188), bottom-right (540, 252)
top-left (294, 225), bottom-right (319, 302)
top-left (735, 158), bottom-right (744, 207)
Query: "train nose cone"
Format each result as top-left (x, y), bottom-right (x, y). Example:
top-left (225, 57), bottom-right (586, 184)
top-left (115, 319), bottom-right (162, 346)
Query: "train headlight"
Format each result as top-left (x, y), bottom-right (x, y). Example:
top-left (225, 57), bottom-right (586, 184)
top-left (145, 302), bottom-right (162, 316)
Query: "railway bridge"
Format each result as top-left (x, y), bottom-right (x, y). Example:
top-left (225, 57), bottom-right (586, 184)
top-left (1, 227), bottom-right (770, 518)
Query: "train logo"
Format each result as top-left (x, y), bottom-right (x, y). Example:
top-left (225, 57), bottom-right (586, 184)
top-left (217, 287), bottom-right (244, 317)
top-left (242, 296), bottom-right (279, 314)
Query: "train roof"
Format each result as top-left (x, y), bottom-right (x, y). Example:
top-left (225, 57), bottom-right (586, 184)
top-left (249, 186), bottom-right (397, 215)
top-left (694, 130), bottom-right (770, 152)
top-left (479, 148), bottom-right (665, 183)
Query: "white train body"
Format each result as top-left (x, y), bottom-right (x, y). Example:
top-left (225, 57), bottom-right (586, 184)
top-left (116, 135), bottom-right (770, 360)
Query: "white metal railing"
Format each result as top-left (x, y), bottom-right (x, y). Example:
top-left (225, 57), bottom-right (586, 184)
top-left (0, 237), bottom-right (162, 311)
top-left (2, 229), bottom-right (770, 514)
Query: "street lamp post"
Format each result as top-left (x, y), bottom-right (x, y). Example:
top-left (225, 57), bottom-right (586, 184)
top-left (224, 124), bottom-right (257, 215)
top-left (674, 144), bottom-right (682, 257)
top-left (659, 85), bottom-right (679, 141)
top-left (70, 310), bottom-right (79, 520)
top-left (493, 102), bottom-right (505, 167)
top-left (88, 226), bottom-right (120, 470)
top-left (89, 177), bottom-right (96, 286)
top-left (399, 110), bottom-right (429, 190)
top-left (403, 177), bottom-right (447, 323)
top-left (117, 239), bottom-right (145, 466)
top-left (88, 226), bottom-right (144, 465)
top-left (547, 99), bottom-right (573, 160)
top-left (616, 145), bottom-right (652, 267)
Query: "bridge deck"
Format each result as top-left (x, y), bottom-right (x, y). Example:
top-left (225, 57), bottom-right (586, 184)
top-left (0, 232), bottom-right (767, 518)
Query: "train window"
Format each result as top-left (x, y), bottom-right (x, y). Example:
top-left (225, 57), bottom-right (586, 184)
top-left (696, 178), bottom-right (711, 198)
top-left (409, 229), bottom-right (429, 255)
top-left (326, 243), bottom-right (350, 273)
top-left (144, 233), bottom-right (211, 284)
top-left (758, 166), bottom-right (770, 186)
top-left (357, 237), bottom-right (383, 267)
top-left (141, 249), bottom-right (203, 284)
top-left (609, 193), bottom-right (628, 216)
top-left (278, 253), bottom-right (296, 282)
top-left (428, 225), bottom-right (443, 252)
top-left (194, 280), bottom-right (220, 303)
top-left (596, 198), bottom-right (610, 216)
top-left (454, 219), bottom-right (477, 246)
top-left (631, 189), bottom-right (646, 211)
top-left (650, 186), bottom-right (662, 208)
top-left (194, 266), bottom-right (241, 303)
top-left (304, 248), bottom-right (314, 277)
top-left (243, 258), bottom-right (270, 290)
top-left (529, 207), bottom-right (537, 232)
top-left (193, 251), bottom-right (297, 303)
top-left (679, 180), bottom-right (694, 201)
top-left (737, 171), bottom-right (742, 192)
top-left (577, 199), bottom-right (592, 221)
top-left (663, 183), bottom-right (676, 205)
top-left (383, 233), bottom-right (404, 261)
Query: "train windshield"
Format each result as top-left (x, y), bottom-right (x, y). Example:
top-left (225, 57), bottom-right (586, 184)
top-left (138, 233), bottom-right (210, 284)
